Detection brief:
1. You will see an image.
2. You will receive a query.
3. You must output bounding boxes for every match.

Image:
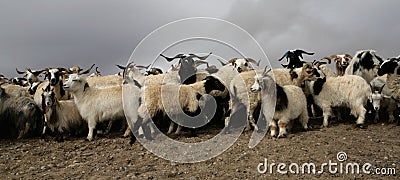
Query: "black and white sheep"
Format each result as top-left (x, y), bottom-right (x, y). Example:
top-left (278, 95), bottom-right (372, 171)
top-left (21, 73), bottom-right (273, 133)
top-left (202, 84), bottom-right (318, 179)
top-left (137, 76), bottom-right (225, 136)
top-left (345, 50), bottom-right (383, 83)
top-left (369, 75), bottom-right (396, 123)
top-left (251, 68), bottom-right (309, 138)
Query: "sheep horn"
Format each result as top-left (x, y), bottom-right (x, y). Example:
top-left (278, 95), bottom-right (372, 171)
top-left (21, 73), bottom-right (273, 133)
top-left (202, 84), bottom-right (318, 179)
top-left (80, 64), bottom-right (95, 75)
top-left (95, 67), bottom-right (100, 74)
top-left (227, 58), bottom-right (238, 64)
top-left (135, 64), bottom-right (151, 70)
top-left (194, 60), bottom-right (209, 67)
top-left (245, 58), bottom-right (260, 66)
top-left (379, 84), bottom-right (386, 93)
top-left (16, 68), bottom-right (25, 74)
top-left (116, 64), bottom-right (126, 70)
top-left (217, 59), bottom-right (227, 66)
top-left (188, 52), bottom-right (212, 60)
top-left (262, 66), bottom-right (271, 77)
top-left (160, 54), bottom-right (184, 62)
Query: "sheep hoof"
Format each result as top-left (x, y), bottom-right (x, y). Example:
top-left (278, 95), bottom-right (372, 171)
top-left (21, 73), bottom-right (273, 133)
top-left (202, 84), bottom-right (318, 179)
top-left (86, 137), bottom-right (93, 141)
top-left (278, 134), bottom-right (287, 138)
top-left (129, 136), bottom-right (136, 145)
top-left (355, 124), bottom-right (366, 129)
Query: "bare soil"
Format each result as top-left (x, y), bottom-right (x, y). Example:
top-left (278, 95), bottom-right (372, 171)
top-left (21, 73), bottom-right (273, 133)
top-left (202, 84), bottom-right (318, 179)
top-left (0, 120), bottom-right (399, 179)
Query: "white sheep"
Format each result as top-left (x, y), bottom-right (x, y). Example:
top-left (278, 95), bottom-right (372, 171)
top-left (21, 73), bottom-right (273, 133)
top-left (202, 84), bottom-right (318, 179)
top-left (308, 75), bottom-right (372, 127)
top-left (63, 74), bottom-right (125, 141)
top-left (251, 69), bottom-right (309, 138)
top-left (41, 88), bottom-right (86, 141)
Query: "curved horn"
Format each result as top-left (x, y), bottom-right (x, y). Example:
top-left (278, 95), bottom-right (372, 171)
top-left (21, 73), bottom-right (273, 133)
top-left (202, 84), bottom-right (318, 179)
top-left (217, 59), bottom-right (227, 66)
top-left (189, 52), bottom-right (212, 60)
top-left (245, 58), bottom-right (260, 66)
top-left (116, 64), bottom-right (126, 70)
top-left (278, 51), bottom-right (289, 62)
top-left (194, 60), bottom-right (209, 67)
top-left (262, 66), bottom-right (271, 77)
top-left (297, 49), bottom-right (315, 55)
top-left (95, 67), bottom-right (100, 74)
top-left (379, 84), bottom-right (386, 93)
top-left (16, 68), bottom-right (25, 74)
top-left (135, 64), bottom-right (151, 70)
top-left (80, 64), bottom-right (95, 75)
top-left (160, 54), bottom-right (184, 62)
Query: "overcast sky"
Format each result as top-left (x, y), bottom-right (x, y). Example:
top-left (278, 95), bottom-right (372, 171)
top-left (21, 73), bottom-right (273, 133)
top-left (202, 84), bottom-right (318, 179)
top-left (1, 0), bottom-right (399, 77)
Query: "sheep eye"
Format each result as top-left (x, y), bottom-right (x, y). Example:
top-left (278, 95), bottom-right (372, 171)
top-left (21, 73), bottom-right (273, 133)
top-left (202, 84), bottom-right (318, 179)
top-left (244, 63), bottom-right (248, 66)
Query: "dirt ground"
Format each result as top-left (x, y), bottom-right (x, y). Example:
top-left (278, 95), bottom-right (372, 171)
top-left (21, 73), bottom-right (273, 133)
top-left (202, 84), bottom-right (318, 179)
top-left (0, 119), bottom-right (399, 179)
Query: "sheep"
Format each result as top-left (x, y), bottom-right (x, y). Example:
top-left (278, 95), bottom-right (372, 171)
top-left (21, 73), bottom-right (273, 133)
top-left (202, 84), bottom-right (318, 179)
top-left (9, 77), bottom-right (29, 87)
top-left (118, 64), bottom-right (180, 86)
top-left (0, 86), bottom-right (44, 139)
top-left (308, 75), bottom-right (372, 128)
top-left (160, 53), bottom-right (212, 84)
top-left (226, 63), bottom-right (319, 131)
top-left (33, 65), bottom-right (94, 109)
top-left (250, 68), bottom-right (309, 138)
top-left (137, 75), bottom-right (225, 136)
top-left (345, 50), bottom-right (383, 83)
top-left (322, 54), bottom-right (352, 76)
top-left (369, 75), bottom-right (396, 123)
top-left (86, 75), bottom-right (123, 88)
top-left (0, 74), bottom-right (8, 83)
top-left (0, 83), bottom-right (30, 97)
top-left (377, 57), bottom-right (400, 117)
top-left (63, 73), bottom-right (125, 141)
top-left (41, 87), bottom-right (86, 141)
top-left (278, 49), bottom-right (314, 69)
top-left (217, 58), bottom-right (260, 73)
top-left (16, 67), bottom-right (46, 84)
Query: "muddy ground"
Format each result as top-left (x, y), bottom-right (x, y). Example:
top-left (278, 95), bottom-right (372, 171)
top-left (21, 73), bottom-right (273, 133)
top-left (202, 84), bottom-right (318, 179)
top-left (0, 119), bottom-right (399, 179)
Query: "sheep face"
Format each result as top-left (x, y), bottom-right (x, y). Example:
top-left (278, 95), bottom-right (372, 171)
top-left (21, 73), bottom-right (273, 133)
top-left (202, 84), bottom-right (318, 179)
top-left (42, 90), bottom-right (55, 108)
top-left (250, 74), bottom-right (263, 92)
top-left (336, 54), bottom-right (352, 68)
top-left (45, 68), bottom-right (63, 86)
top-left (371, 91), bottom-right (382, 111)
top-left (63, 74), bottom-right (87, 92)
top-left (29, 82), bottom-right (41, 95)
top-left (233, 59), bottom-right (250, 73)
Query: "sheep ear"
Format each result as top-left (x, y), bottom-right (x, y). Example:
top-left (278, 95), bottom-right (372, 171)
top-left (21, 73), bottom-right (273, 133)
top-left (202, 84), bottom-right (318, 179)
top-left (84, 83), bottom-right (89, 91)
top-left (379, 84), bottom-right (385, 93)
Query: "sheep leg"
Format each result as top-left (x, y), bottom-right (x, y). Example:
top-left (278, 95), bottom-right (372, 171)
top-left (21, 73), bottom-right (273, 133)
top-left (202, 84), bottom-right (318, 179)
top-left (87, 119), bottom-right (97, 141)
top-left (300, 110), bottom-right (309, 130)
top-left (374, 110), bottom-right (379, 124)
top-left (277, 119), bottom-right (288, 138)
top-left (167, 121), bottom-right (175, 134)
top-left (355, 106), bottom-right (366, 126)
top-left (123, 126), bottom-right (132, 138)
top-left (388, 110), bottom-right (395, 123)
top-left (105, 120), bottom-right (113, 134)
top-left (175, 125), bottom-right (182, 135)
top-left (269, 120), bottom-right (278, 138)
top-left (322, 106), bottom-right (332, 128)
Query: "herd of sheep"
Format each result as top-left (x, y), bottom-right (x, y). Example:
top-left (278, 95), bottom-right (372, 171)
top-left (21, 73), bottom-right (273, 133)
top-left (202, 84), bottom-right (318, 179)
top-left (1, 49), bottom-right (399, 143)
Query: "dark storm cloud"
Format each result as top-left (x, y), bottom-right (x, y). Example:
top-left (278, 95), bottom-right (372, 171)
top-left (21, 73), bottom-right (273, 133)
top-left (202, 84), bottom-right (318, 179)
top-left (0, 0), bottom-right (399, 77)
